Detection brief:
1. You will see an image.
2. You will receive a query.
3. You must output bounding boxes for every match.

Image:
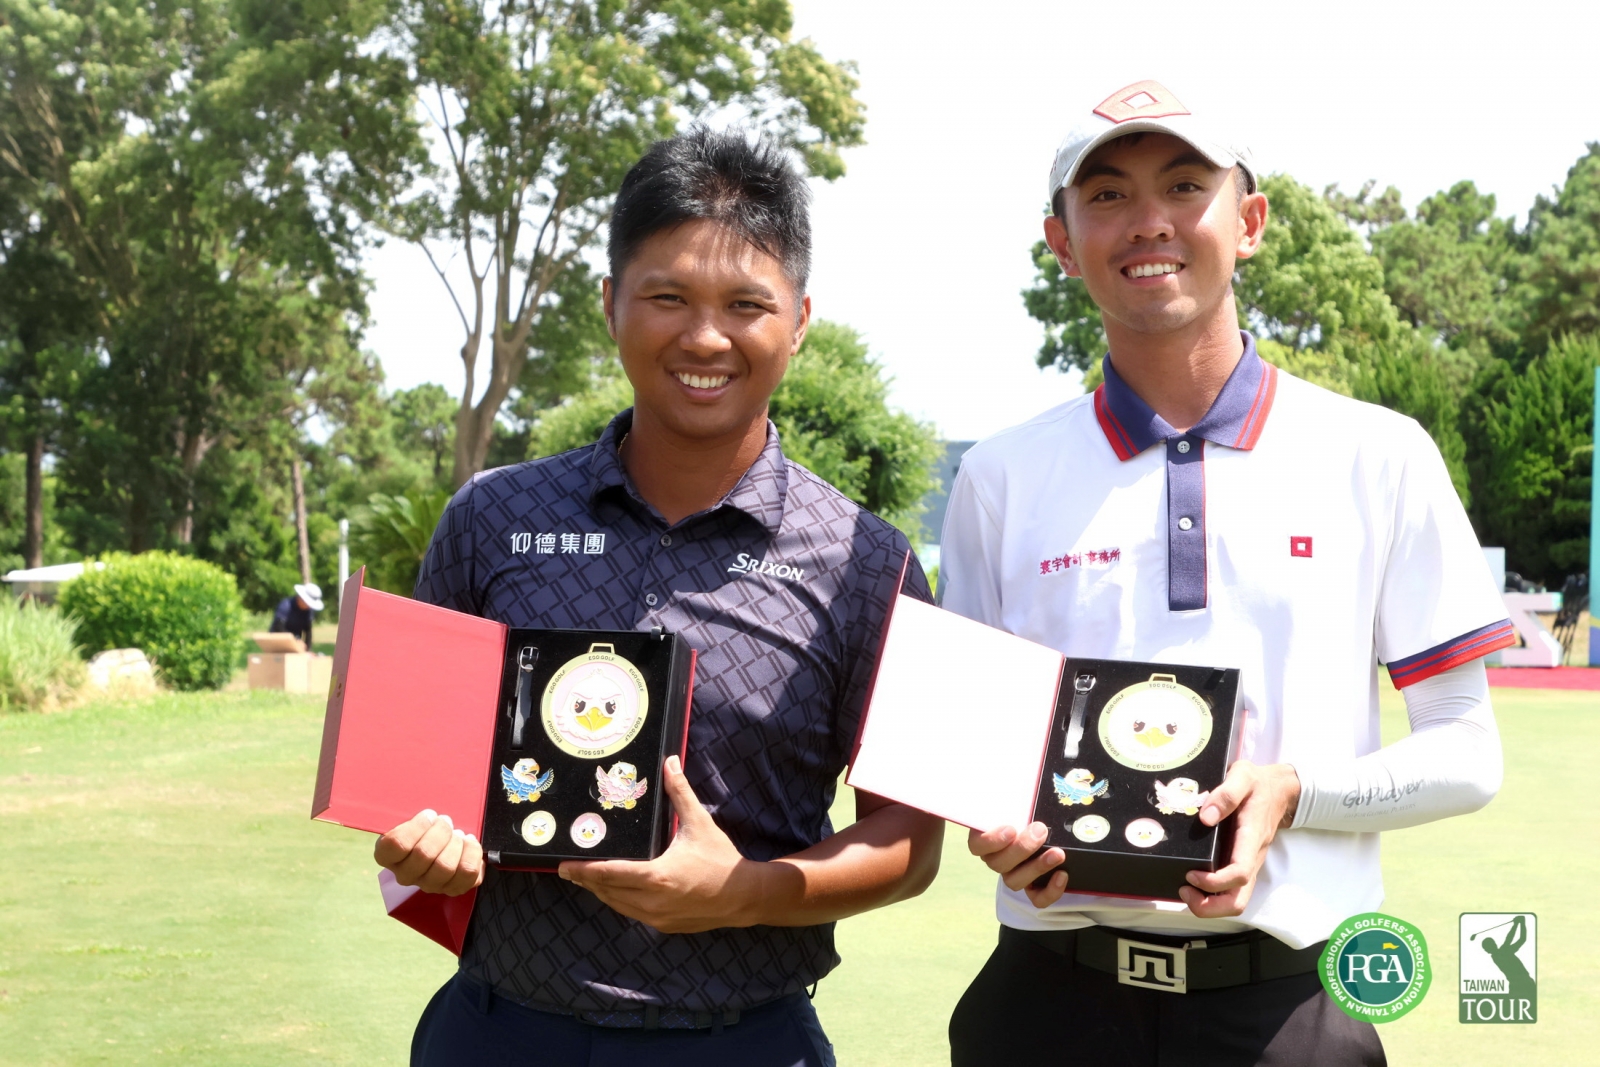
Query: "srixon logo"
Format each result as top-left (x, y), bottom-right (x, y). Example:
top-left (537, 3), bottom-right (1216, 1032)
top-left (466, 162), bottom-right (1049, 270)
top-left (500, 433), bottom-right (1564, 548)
top-left (727, 552), bottom-right (805, 582)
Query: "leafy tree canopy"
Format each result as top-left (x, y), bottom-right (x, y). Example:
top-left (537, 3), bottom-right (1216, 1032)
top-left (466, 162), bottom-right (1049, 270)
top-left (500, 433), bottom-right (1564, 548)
top-left (379, 0), bottom-right (867, 486)
top-left (1518, 144), bottom-right (1600, 355)
top-left (1464, 334), bottom-right (1596, 583)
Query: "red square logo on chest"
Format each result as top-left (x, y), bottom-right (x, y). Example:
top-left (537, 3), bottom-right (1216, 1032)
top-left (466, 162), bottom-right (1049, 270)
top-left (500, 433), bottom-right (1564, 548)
top-left (1290, 536), bottom-right (1313, 558)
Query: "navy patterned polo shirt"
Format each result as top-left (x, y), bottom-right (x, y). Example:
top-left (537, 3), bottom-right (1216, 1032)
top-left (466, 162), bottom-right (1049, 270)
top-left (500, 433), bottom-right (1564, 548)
top-left (414, 409), bottom-right (930, 1013)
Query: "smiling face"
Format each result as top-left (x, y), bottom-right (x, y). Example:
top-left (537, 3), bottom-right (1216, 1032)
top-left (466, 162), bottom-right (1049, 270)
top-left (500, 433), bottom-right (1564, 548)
top-left (604, 219), bottom-right (810, 448)
top-left (1044, 133), bottom-right (1266, 341)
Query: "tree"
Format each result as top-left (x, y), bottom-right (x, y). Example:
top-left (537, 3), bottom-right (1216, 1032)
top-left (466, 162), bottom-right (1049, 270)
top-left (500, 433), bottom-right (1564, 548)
top-left (528, 320), bottom-right (941, 536)
top-left (1021, 239), bottom-right (1103, 375)
top-left (0, 448), bottom-right (74, 575)
top-left (1519, 145), bottom-right (1600, 355)
top-left (0, 0), bottom-right (419, 556)
top-left (1235, 175), bottom-right (1398, 362)
top-left (0, 4), bottom-right (101, 569)
top-left (766, 321), bottom-right (941, 534)
top-left (389, 383), bottom-right (459, 484)
top-left (1464, 334), bottom-right (1597, 585)
top-left (382, 0), bottom-right (866, 487)
top-left (1349, 328), bottom-right (1471, 503)
top-left (1361, 181), bottom-right (1519, 369)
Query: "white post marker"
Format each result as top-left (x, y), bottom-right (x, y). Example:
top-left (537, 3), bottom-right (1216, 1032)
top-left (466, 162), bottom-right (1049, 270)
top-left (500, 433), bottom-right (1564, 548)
top-left (338, 518), bottom-right (350, 613)
top-left (1590, 368), bottom-right (1599, 666)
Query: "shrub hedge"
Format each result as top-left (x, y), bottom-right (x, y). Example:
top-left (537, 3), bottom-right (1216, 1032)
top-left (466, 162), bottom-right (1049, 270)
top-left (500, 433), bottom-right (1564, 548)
top-left (59, 552), bottom-right (247, 691)
top-left (0, 597), bottom-right (85, 710)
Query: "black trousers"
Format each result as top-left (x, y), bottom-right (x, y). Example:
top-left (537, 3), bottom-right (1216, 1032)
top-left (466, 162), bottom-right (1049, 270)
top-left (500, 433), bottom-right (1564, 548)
top-left (949, 927), bottom-right (1386, 1067)
top-left (411, 973), bottom-right (836, 1067)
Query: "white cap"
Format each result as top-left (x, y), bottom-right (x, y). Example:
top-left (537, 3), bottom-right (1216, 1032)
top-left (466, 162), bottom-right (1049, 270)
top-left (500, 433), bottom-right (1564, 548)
top-left (294, 582), bottom-right (324, 612)
top-left (1046, 80), bottom-right (1256, 204)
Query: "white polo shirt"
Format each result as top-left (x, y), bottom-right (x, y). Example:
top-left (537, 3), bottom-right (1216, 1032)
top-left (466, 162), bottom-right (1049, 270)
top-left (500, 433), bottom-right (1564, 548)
top-left (939, 334), bottom-right (1514, 949)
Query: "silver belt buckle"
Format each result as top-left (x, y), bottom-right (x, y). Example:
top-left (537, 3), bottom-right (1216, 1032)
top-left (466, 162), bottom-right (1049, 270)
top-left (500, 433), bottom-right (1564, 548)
top-left (1116, 937), bottom-right (1188, 994)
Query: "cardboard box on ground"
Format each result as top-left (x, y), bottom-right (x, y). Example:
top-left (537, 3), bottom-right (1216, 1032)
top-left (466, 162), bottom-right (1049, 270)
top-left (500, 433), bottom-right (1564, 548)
top-left (247, 633), bottom-right (334, 695)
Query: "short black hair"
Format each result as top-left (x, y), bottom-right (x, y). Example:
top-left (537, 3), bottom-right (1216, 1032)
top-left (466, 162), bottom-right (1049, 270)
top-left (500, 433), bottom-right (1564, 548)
top-left (608, 126), bottom-right (812, 293)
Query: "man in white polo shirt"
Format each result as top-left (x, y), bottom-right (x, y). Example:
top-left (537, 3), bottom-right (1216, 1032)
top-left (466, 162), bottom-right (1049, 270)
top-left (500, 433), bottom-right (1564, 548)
top-left (941, 80), bottom-right (1515, 1065)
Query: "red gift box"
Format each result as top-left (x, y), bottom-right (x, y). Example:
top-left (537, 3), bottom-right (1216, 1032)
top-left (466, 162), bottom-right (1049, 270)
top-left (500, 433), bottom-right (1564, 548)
top-left (314, 569), bottom-right (695, 951)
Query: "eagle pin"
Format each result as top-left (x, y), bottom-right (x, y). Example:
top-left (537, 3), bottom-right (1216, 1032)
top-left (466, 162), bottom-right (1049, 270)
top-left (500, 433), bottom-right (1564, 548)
top-left (1152, 777), bottom-right (1208, 816)
top-left (595, 762), bottom-right (649, 810)
top-left (1053, 767), bottom-right (1110, 806)
top-left (501, 759), bottom-right (553, 803)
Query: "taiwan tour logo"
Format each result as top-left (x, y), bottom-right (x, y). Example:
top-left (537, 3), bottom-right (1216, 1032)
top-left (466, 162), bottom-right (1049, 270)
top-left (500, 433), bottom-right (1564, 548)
top-left (1320, 912), bottom-right (1431, 1022)
top-left (1460, 913), bottom-right (1536, 1024)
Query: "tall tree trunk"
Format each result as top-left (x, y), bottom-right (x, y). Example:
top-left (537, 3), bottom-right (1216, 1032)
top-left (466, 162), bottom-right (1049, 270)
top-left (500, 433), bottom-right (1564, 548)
top-left (174, 500), bottom-right (195, 546)
top-left (171, 427), bottom-right (212, 545)
top-left (129, 493), bottom-right (149, 554)
top-left (451, 331), bottom-right (528, 488)
top-left (291, 452), bottom-right (311, 583)
top-left (23, 430), bottom-right (44, 570)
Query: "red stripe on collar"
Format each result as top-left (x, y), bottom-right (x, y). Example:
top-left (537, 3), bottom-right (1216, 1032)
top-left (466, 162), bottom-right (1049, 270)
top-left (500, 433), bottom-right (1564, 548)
top-left (1232, 363), bottom-right (1278, 450)
top-left (1093, 385), bottom-right (1140, 461)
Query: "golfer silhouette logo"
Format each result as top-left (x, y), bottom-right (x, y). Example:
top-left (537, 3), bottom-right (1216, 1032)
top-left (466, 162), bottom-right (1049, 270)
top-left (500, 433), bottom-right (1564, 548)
top-left (1459, 913), bottom-right (1537, 1024)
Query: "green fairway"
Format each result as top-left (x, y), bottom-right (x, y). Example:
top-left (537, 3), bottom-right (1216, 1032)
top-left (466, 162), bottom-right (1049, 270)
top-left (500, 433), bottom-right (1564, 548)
top-left (1, 682), bottom-right (1595, 1065)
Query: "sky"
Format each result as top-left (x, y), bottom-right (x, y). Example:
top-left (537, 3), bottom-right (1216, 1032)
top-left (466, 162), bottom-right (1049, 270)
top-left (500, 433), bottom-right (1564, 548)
top-left (361, 0), bottom-right (1600, 443)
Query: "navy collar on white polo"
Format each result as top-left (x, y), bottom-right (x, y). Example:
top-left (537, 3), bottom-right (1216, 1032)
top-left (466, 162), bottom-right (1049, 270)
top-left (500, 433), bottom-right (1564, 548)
top-left (1091, 333), bottom-right (1280, 611)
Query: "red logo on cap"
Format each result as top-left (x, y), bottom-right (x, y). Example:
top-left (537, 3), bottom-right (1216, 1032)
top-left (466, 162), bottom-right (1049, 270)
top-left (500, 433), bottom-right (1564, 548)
top-left (1094, 80), bottom-right (1190, 124)
top-left (1290, 536), bottom-right (1313, 558)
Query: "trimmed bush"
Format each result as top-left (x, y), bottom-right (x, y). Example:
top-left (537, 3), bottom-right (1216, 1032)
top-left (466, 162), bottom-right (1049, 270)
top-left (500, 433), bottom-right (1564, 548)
top-left (0, 597), bottom-right (85, 711)
top-left (59, 552), bottom-right (247, 691)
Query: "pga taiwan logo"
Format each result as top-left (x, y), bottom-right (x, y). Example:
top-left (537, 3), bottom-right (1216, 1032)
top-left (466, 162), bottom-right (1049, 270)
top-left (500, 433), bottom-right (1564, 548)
top-left (1319, 912), bottom-right (1431, 1022)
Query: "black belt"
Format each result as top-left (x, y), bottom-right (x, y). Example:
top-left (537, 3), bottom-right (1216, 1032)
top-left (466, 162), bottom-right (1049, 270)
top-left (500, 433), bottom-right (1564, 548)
top-left (1004, 925), bottom-right (1324, 994)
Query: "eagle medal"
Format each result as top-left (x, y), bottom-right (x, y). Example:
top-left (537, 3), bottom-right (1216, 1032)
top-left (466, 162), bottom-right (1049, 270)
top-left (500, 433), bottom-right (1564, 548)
top-left (1097, 673), bottom-right (1213, 773)
top-left (541, 644), bottom-right (649, 759)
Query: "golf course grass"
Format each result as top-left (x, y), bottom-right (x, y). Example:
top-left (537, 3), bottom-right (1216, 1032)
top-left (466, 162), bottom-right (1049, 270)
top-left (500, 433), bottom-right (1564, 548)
top-left (1, 680), bottom-right (1594, 1065)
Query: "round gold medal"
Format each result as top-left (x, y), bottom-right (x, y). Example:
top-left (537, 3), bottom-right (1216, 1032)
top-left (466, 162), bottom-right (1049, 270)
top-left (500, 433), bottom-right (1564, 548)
top-left (1097, 673), bottom-right (1213, 772)
top-left (541, 644), bottom-right (650, 759)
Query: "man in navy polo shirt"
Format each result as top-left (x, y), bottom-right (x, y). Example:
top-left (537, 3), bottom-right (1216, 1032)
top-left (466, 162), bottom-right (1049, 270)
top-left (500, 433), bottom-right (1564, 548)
top-left (374, 128), bottom-right (944, 1066)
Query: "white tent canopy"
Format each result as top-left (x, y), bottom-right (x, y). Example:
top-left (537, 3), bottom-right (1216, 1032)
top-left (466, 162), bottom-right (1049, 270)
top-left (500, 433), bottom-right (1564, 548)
top-left (4, 561), bottom-right (103, 600)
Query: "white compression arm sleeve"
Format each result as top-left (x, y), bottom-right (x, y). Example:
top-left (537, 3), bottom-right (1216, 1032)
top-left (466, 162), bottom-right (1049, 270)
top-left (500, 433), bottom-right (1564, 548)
top-left (1290, 659), bottom-right (1502, 832)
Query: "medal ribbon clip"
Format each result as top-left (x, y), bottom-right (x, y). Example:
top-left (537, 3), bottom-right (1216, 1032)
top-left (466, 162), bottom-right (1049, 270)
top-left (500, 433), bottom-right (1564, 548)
top-left (510, 645), bottom-right (539, 749)
top-left (1063, 672), bottom-right (1096, 758)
